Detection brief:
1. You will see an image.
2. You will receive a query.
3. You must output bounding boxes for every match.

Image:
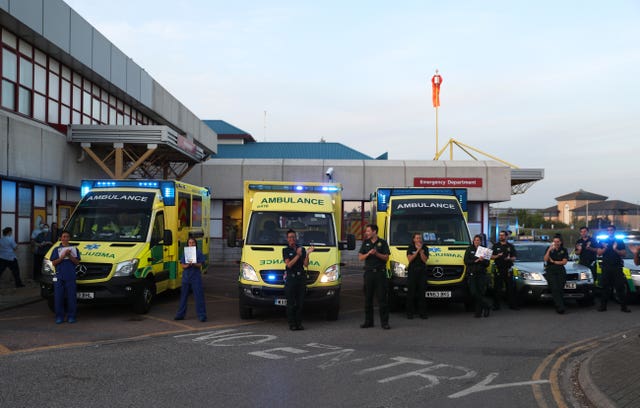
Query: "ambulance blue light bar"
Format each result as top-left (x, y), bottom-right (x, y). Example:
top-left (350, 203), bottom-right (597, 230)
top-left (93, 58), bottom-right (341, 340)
top-left (80, 179), bottom-right (177, 205)
top-left (596, 234), bottom-right (626, 241)
top-left (248, 183), bottom-right (341, 193)
top-left (374, 188), bottom-right (468, 212)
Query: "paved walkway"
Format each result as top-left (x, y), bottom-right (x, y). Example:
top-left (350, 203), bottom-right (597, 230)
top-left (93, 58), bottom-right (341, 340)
top-left (579, 328), bottom-right (640, 408)
top-left (2, 278), bottom-right (639, 406)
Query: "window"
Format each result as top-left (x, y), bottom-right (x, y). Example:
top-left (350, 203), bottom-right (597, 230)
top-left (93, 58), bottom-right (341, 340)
top-left (18, 87), bottom-right (31, 115)
top-left (1, 27), bottom-right (157, 128)
top-left (1, 80), bottom-right (15, 109)
top-left (178, 193), bottom-right (192, 228)
top-left (2, 49), bottom-right (17, 80)
top-left (19, 57), bottom-right (32, 87)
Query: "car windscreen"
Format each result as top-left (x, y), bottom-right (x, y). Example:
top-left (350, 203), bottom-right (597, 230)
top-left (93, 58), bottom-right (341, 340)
top-left (246, 211), bottom-right (336, 246)
top-left (514, 244), bottom-right (548, 262)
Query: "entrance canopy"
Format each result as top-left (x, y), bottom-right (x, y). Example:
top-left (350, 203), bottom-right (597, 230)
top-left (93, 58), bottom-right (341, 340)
top-left (68, 125), bottom-right (213, 180)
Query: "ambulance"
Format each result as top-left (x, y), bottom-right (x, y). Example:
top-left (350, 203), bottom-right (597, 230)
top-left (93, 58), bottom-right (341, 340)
top-left (237, 180), bottom-right (355, 320)
top-left (40, 179), bottom-right (211, 313)
top-left (371, 188), bottom-right (472, 307)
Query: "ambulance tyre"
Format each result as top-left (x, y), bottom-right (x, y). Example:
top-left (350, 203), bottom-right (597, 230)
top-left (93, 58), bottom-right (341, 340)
top-left (133, 280), bottom-right (155, 314)
top-left (326, 298), bottom-right (340, 321)
top-left (239, 298), bottom-right (253, 319)
top-left (388, 291), bottom-right (402, 312)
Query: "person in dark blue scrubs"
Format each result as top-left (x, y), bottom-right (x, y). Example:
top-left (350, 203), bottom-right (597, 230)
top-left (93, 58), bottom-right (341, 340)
top-left (50, 230), bottom-right (80, 324)
top-left (175, 237), bottom-right (208, 322)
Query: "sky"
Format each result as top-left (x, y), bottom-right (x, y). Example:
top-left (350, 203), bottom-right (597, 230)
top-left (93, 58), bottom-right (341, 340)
top-left (64, 0), bottom-right (640, 208)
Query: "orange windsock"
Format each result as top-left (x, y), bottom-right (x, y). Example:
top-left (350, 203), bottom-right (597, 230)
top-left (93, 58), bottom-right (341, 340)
top-left (431, 72), bottom-right (443, 107)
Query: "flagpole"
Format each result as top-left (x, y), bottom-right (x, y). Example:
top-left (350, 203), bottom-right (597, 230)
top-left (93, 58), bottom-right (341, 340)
top-left (435, 105), bottom-right (439, 156)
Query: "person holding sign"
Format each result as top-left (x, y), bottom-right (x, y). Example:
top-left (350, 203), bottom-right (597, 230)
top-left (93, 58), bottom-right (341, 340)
top-left (175, 238), bottom-right (207, 322)
top-left (50, 231), bottom-right (80, 324)
top-left (464, 234), bottom-right (492, 318)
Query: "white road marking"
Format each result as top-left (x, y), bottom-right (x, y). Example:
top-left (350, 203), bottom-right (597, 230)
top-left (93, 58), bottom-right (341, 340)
top-left (448, 372), bottom-right (550, 398)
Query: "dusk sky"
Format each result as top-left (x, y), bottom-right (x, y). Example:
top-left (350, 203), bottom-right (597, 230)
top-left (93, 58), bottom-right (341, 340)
top-left (65, 0), bottom-right (640, 208)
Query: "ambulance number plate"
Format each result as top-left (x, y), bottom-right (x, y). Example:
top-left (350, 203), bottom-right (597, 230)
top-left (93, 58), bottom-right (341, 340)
top-left (274, 298), bottom-right (287, 306)
top-left (425, 291), bottom-right (451, 298)
top-left (564, 282), bottom-right (577, 290)
top-left (77, 292), bottom-right (95, 299)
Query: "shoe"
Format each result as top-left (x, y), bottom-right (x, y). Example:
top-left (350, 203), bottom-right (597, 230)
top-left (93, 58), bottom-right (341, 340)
top-left (174, 316), bottom-right (184, 320)
top-left (289, 325), bottom-right (297, 331)
top-left (67, 318), bottom-right (77, 324)
top-left (296, 324), bottom-right (305, 331)
top-left (199, 317), bottom-right (207, 322)
top-left (483, 307), bottom-right (490, 318)
top-left (597, 306), bottom-right (607, 312)
top-left (55, 318), bottom-right (64, 324)
top-left (360, 322), bottom-right (374, 328)
top-left (621, 307), bottom-right (631, 313)
top-left (406, 314), bottom-right (414, 320)
top-left (381, 324), bottom-right (391, 330)
top-left (419, 314), bottom-right (428, 319)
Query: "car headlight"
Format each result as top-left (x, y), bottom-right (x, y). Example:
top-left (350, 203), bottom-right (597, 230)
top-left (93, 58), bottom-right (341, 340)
top-left (580, 271), bottom-right (592, 280)
top-left (391, 261), bottom-right (408, 278)
top-left (320, 264), bottom-right (340, 283)
top-left (520, 271), bottom-right (545, 281)
top-left (42, 259), bottom-right (55, 276)
top-left (114, 259), bottom-right (139, 277)
top-left (240, 262), bottom-right (260, 282)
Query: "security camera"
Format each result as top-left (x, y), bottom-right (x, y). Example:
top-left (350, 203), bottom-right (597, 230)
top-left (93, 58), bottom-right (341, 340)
top-left (325, 167), bottom-right (334, 179)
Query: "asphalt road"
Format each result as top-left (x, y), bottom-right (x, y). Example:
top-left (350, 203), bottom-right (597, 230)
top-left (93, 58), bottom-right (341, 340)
top-left (1, 266), bottom-right (638, 407)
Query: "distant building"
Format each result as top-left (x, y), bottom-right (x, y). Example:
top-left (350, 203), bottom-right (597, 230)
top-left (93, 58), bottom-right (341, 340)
top-left (554, 190), bottom-right (607, 225)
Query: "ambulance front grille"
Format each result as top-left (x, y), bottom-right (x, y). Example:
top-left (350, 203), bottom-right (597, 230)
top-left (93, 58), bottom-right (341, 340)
top-left (76, 263), bottom-right (113, 280)
top-left (259, 270), bottom-right (320, 285)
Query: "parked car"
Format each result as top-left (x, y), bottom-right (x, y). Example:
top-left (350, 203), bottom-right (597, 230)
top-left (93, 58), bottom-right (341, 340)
top-left (511, 242), bottom-right (595, 306)
top-left (624, 241), bottom-right (640, 294)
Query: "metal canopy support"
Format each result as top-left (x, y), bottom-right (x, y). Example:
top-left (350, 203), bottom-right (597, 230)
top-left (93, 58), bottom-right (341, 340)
top-left (70, 125), bottom-right (212, 180)
top-left (433, 138), bottom-right (544, 195)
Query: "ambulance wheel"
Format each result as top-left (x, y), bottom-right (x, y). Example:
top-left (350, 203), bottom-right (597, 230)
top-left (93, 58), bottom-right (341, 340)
top-left (133, 281), bottom-right (155, 314)
top-left (326, 298), bottom-right (340, 321)
top-left (239, 298), bottom-right (253, 319)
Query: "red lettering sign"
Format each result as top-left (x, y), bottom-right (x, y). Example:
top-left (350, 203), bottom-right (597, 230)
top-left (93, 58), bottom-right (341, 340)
top-left (177, 135), bottom-right (197, 154)
top-left (413, 178), bottom-right (483, 188)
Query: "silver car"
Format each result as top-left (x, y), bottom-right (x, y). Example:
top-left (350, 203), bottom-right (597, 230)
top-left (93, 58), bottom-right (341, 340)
top-left (511, 242), bottom-right (595, 306)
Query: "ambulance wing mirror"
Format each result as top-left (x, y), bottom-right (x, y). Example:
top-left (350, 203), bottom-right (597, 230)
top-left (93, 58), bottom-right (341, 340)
top-left (163, 230), bottom-right (173, 246)
top-left (339, 234), bottom-right (356, 250)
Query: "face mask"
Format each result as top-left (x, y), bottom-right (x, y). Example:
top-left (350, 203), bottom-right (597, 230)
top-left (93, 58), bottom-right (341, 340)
top-left (43, 228), bottom-right (49, 232)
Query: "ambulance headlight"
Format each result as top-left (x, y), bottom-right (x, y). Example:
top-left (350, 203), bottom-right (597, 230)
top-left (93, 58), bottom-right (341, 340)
top-left (241, 262), bottom-right (260, 282)
top-left (321, 264), bottom-right (339, 283)
top-left (114, 259), bottom-right (139, 277)
top-left (42, 259), bottom-right (55, 276)
top-left (391, 261), bottom-right (407, 278)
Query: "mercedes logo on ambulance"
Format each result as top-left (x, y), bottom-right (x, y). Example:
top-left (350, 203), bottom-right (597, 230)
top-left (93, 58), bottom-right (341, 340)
top-left (431, 266), bottom-right (444, 278)
top-left (75, 264), bottom-right (88, 277)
